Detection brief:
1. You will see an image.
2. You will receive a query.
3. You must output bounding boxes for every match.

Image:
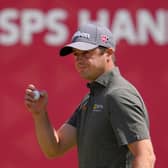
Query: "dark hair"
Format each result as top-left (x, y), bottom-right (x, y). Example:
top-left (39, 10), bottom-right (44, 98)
top-left (98, 46), bottom-right (116, 64)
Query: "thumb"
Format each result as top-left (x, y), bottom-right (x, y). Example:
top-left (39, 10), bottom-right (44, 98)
top-left (40, 90), bottom-right (48, 97)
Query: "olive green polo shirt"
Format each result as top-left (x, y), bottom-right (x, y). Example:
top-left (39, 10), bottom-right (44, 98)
top-left (67, 67), bottom-right (150, 168)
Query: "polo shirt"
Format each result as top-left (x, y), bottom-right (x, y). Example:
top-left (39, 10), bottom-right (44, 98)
top-left (67, 67), bottom-right (150, 168)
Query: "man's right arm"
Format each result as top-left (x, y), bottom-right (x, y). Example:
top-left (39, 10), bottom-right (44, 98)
top-left (25, 84), bottom-right (77, 158)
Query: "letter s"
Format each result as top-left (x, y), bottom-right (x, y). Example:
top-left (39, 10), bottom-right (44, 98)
top-left (45, 9), bottom-right (69, 45)
top-left (0, 9), bottom-right (19, 45)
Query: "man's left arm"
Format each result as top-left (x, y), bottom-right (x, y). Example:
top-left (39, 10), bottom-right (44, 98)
top-left (128, 139), bottom-right (156, 168)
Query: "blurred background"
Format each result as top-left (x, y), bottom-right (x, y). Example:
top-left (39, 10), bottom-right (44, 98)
top-left (1, 0), bottom-right (168, 167)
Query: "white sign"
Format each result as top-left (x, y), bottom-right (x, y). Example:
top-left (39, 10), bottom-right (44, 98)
top-left (0, 8), bottom-right (167, 46)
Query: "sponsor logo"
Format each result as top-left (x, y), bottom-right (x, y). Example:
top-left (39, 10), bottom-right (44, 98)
top-left (73, 31), bottom-right (90, 39)
top-left (92, 104), bottom-right (103, 112)
top-left (101, 35), bottom-right (108, 43)
top-left (81, 105), bottom-right (87, 111)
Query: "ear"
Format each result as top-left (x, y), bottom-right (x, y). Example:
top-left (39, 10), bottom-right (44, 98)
top-left (105, 48), bottom-right (113, 61)
top-left (106, 48), bottom-right (113, 56)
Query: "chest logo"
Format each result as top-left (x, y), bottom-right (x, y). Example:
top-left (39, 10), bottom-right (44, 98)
top-left (92, 104), bottom-right (104, 112)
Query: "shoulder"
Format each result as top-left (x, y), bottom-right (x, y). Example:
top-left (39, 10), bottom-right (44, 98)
top-left (106, 74), bottom-right (144, 105)
top-left (107, 87), bottom-right (140, 104)
top-left (105, 86), bottom-right (148, 117)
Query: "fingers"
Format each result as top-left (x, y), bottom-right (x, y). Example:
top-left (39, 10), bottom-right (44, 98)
top-left (28, 84), bottom-right (36, 91)
top-left (24, 85), bottom-right (48, 114)
top-left (25, 89), bottom-right (34, 101)
top-left (25, 84), bottom-right (38, 104)
top-left (25, 84), bottom-right (47, 102)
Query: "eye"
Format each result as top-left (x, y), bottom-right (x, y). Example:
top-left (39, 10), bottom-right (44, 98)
top-left (73, 50), bottom-right (93, 59)
top-left (73, 51), bottom-right (81, 57)
top-left (73, 52), bottom-right (78, 56)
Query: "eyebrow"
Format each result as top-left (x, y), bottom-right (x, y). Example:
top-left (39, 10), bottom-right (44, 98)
top-left (73, 50), bottom-right (88, 56)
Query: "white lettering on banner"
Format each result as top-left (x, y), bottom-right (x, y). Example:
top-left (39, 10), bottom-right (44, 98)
top-left (0, 8), bottom-right (68, 46)
top-left (0, 9), bottom-right (19, 45)
top-left (111, 9), bottom-right (137, 44)
top-left (21, 9), bottom-right (44, 44)
top-left (137, 9), bottom-right (166, 45)
top-left (78, 9), bottom-right (167, 45)
top-left (45, 9), bottom-right (68, 45)
top-left (0, 8), bottom-right (167, 46)
top-left (79, 9), bottom-right (110, 27)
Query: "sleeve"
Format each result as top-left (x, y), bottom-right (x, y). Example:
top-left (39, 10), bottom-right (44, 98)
top-left (66, 93), bottom-right (89, 128)
top-left (107, 88), bottom-right (150, 146)
top-left (66, 106), bottom-right (80, 128)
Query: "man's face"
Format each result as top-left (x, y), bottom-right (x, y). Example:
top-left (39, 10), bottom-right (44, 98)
top-left (73, 47), bottom-right (110, 81)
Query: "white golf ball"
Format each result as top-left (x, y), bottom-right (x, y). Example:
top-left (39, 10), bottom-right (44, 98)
top-left (33, 90), bottom-right (40, 100)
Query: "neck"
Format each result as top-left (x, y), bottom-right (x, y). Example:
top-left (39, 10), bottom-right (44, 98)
top-left (89, 65), bottom-right (116, 82)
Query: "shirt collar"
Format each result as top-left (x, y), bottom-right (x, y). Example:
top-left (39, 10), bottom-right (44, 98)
top-left (87, 66), bottom-right (121, 89)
